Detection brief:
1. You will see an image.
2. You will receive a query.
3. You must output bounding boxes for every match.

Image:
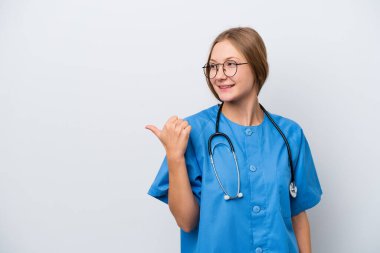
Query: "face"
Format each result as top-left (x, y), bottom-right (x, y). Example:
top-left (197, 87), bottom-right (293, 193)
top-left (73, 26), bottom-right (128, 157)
top-left (209, 40), bottom-right (256, 103)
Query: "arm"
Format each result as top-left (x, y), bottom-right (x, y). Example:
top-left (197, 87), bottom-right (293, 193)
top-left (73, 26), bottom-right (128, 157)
top-left (292, 211), bottom-right (312, 253)
top-left (146, 116), bottom-right (199, 233)
top-left (167, 155), bottom-right (200, 232)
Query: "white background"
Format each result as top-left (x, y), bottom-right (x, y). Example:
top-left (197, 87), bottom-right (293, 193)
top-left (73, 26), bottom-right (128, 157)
top-left (1, 0), bottom-right (379, 252)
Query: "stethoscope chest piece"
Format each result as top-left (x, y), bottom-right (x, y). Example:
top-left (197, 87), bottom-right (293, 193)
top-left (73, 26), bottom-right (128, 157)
top-left (289, 181), bottom-right (297, 198)
top-left (224, 192), bottom-right (243, 201)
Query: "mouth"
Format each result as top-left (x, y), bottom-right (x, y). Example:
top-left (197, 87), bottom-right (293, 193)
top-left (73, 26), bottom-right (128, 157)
top-left (217, 84), bottom-right (235, 91)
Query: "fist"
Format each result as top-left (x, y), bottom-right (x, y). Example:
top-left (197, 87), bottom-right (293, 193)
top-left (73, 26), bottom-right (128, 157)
top-left (145, 116), bottom-right (192, 158)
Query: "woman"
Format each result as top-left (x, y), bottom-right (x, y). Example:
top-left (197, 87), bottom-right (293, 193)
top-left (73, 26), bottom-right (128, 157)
top-left (145, 27), bottom-right (322, 253)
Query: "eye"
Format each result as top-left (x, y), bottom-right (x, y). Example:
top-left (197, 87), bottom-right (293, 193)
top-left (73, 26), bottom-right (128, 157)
top-left (225, 61), bottom-right (237, 67)
top-left (209, 63), bottom-right (217, 70)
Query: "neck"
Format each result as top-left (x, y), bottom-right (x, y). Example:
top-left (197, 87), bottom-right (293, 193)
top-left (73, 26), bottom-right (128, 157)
top-left (221, 98), bottom-right (264, 126)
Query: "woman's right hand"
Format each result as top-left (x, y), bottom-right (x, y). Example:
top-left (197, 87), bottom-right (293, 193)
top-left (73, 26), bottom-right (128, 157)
top-left (145, 116), bottom-right (192, 159)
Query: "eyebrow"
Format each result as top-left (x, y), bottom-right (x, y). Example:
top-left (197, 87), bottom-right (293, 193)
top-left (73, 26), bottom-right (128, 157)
top-left (209, 57), bottom-right (240, 62)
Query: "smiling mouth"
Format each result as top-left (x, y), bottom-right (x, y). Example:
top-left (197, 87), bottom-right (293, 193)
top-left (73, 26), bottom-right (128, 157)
top-left (218, 84), bottom-right (235, 90)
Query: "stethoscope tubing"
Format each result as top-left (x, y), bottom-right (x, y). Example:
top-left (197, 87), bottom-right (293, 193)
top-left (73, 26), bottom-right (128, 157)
top-left (208, 102), bottom-right (297, 200)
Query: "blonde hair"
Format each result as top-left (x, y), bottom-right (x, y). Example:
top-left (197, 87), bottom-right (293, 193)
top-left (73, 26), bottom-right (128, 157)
top-left (204, 27), bottom-right (269, 101)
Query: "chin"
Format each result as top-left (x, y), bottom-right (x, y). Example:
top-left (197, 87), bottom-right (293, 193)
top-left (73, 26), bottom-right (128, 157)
top-left (218, 95), bottom-right (237, 103)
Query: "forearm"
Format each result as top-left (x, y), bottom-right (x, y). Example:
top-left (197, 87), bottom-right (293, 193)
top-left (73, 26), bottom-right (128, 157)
top-left (167, 155), bottom-right (199, 232)
top-left (292, 211), bottom-right (312, 253)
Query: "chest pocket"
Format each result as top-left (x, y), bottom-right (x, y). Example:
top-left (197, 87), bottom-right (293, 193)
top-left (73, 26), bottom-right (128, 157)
top-left (209, 137), bottom-right (239, 197)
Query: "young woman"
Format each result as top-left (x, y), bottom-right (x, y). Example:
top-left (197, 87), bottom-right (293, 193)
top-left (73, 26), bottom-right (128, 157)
top-left (145, 27), bottom-right (322, 253)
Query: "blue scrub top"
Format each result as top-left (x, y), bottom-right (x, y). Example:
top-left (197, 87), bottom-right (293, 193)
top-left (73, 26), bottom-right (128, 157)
top-left (147, 104), bottom-right (323, 253)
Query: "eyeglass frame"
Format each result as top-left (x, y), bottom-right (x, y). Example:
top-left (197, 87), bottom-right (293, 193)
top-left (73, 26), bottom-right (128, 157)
top-left (202, 60), bottom-right (249, 79)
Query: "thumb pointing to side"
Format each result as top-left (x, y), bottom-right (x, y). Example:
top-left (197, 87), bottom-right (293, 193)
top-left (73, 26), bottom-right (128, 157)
top-left (145, 124), bottom-right (162, 141)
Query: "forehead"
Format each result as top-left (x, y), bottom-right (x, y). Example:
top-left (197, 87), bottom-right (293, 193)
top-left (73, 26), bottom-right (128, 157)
top-left (210, 40), bottom-right (246, 62)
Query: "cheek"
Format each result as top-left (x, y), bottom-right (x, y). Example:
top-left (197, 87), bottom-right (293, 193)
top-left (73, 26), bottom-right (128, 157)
top-left (236, 71), bottom-right (255, 87)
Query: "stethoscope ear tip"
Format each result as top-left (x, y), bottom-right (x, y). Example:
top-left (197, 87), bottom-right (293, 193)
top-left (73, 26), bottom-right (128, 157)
top-left (224, 192), bottom-right (244, 200)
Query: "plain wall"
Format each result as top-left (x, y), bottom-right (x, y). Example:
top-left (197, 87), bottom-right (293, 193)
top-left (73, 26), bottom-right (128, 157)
top-left (1, 0), bottom-right (379, 252)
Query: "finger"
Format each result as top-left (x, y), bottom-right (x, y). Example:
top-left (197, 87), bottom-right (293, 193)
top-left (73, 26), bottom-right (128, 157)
top-left (166, 116), bottom-right (179, 129)
top-left (167, 115), bottom-right (178, 125)
top-left (180, 125), bottom-right (191, 140)
top-left (179, 120), bottom-right (189, 129)
top-left (145, 125), bottom-right (161, 139)
top-left (175, 118), bottom-right (184, 129)
top-left (181, 124), bottom-right (191, 136)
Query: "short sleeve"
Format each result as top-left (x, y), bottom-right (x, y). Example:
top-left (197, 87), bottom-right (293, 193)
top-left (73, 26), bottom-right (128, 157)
top-left (290, 128), bottom-right (323, 217)
top-left (147, 136), bottom-right (202, 205)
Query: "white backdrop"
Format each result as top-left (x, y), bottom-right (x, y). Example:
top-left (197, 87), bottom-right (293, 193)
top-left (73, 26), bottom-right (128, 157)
top-left (1, 0), bottom-right (379, 252)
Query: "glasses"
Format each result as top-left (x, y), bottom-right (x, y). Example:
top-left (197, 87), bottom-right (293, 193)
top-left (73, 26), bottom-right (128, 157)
top-left (202, 60), bottom-right (248, 79)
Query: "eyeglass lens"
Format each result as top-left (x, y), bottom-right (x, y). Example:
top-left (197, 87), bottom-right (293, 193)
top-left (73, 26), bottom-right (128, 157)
top-left (203, 60), bottom-right (239, 79)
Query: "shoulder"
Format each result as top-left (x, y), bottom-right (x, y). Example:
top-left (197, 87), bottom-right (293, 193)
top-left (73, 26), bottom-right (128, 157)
top-left (265, 111), bottom-right (311, 160)
top-left (182, 104), bottom-right (218, 133)
top-left (265, 110), bottom-right (305, 144)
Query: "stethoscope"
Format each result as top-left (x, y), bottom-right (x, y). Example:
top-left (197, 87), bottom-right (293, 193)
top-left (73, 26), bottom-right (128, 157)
top-left (208, 102), bottom-right (297, 201)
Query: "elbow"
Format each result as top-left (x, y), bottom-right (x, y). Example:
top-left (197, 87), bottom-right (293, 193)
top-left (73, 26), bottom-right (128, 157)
top-left (169, 197), bottom-right (200, 233)
top-left (182, 227), bottom-right (193, 233)
top-left (179, 220), bottom-right (198, 233)
top-left (177, 210), bottom-right (199, 233)
top-left (181, 209), bottom-right (200, 232)
top-left (170, 209), bottom-right (198, 232)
